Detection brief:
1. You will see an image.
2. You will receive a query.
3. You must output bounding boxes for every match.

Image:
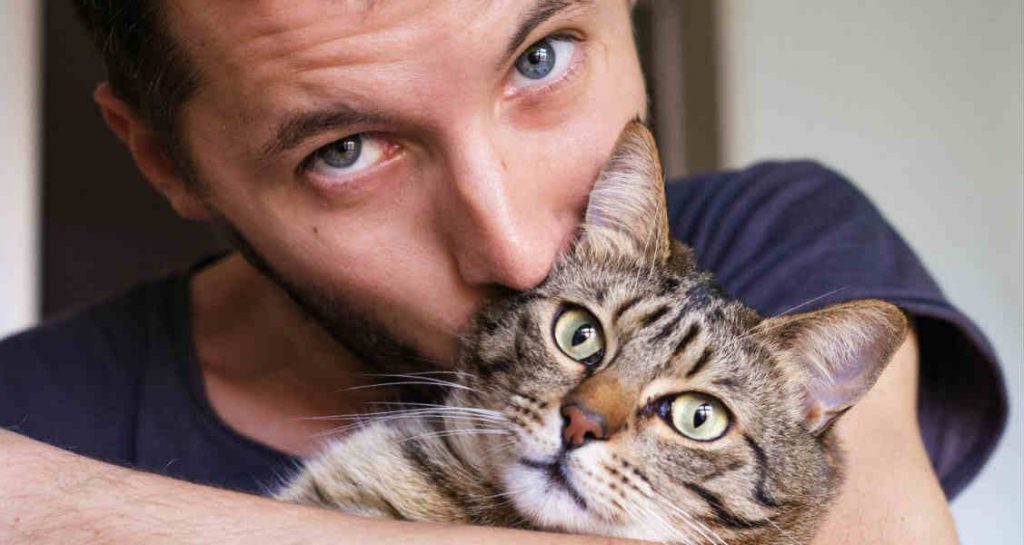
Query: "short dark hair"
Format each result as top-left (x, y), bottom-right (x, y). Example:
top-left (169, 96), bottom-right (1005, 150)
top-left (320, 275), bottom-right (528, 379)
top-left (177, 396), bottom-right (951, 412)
top-left (73, 0), bottom-right (198, 175)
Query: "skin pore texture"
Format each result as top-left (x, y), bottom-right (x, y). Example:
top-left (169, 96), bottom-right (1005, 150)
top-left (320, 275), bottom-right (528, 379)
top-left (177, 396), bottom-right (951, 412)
top-left (0, 1), bottom-right (957, 544)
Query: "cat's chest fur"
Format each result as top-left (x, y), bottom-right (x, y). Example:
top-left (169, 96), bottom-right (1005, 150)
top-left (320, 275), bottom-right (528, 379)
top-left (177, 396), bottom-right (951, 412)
top-left (277, 418), bottom-right (528, 528)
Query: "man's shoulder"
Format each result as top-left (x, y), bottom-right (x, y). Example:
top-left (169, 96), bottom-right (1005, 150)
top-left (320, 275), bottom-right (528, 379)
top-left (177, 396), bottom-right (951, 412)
top-left (0, 273), bottom-right (187, 458)
top-left (665, 159), bottom-right (869, 224)
top-left (0, 274), bottom-right (181, 368)
top-left (664, 159), bottom-right (899, 308)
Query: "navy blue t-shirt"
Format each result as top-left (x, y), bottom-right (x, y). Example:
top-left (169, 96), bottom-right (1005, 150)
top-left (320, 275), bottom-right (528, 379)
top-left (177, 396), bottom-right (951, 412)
top-left (0, 161), bottom-right (1007, 499)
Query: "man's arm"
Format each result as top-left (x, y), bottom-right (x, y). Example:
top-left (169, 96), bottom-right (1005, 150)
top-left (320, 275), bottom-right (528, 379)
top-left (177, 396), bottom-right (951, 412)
top-left (1, 336), bottom-right (955, 545)
top-left (0, 430), bottom-right (642, 545)
top-left (811, 330), bottom-right (959, 544)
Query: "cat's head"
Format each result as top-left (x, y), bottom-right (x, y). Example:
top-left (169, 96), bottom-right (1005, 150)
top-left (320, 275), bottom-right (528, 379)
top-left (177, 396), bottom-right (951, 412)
top-left (451, 122), bottom-right (908, 544)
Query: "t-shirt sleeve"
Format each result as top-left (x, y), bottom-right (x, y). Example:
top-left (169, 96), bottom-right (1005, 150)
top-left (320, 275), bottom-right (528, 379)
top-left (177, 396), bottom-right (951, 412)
top-left (665, 160), bottom-right (1008, 499)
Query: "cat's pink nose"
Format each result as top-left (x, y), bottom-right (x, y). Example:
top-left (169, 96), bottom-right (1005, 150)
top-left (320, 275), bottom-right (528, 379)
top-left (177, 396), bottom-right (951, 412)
top-left (561, 404), bottom-right (607, 448)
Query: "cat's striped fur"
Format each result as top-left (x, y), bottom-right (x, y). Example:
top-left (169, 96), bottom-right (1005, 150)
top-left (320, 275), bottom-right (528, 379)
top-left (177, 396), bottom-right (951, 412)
top-left (276, 122), bottom-right (908, 545)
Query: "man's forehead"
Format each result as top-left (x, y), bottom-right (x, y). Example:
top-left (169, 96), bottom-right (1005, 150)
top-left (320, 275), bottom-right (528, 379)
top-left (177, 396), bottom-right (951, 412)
top-left (168, 0), bottom-right (584, 40)
top-left (167, 1), bottom-right (495, 100)
top-left (170, 0), bottom-right (604, 158)
top-left (169, 0), bottom-right (596, 99)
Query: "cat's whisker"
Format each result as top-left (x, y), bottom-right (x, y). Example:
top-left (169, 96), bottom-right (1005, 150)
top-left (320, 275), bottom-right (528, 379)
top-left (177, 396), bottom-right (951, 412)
top-left (402, 414), bottom-right (509, 427)
top-left (771, 287), bottom-right (848, 318)
top-left (304, 408), bottom-right (506, 425)
top-left (617, 494), bottom-right (698, 545)
top-left (480, 433), bottom-right (516, 447)
top-left (646, 492), bottom-right (728, 545)
top-left (307, 408), bottom-right (510, 438)
top-left (343, 380), bottom-right (477, 393)
top-left (646, 502), bottom-right (717, 545)
top-left (402, 428), bottom-right (512, 444)
top-left (312, 422), bottom-right (369, 437)
top-left (485, 443), bottom-right (520, 458)
top-left (651, 506), bottom-right (716, 545)
top-left (305, 409), bottom-right (478, 421)
top-left (725, 287), bottom-right (850, 350)
top-left (357, 373), bottom-right (480, 392)
top-left (667, 507), bottom-right (727, 545)
top-left (762, 517), bottom-right (801, 545)
top-left (330, 417), bottom-right (506, 437)
top-left (364, 370), bottom-right (477, 378)
top-left (371, 407), bottom-right (504, 420)
top-left (360, 401), bottom-right (505, 419)
top-left (468, 489), bottom-right (519, 501)
top-left (581, 475), bottom-right (686, 544)
top-left (312, 418), bottom-right (415, 438)
top-left (649, 496), bottom-right (724, 545)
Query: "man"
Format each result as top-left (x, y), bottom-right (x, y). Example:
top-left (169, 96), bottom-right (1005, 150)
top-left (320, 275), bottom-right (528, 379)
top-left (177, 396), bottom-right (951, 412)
top-left (0, 1), bottom-right (1006, 543)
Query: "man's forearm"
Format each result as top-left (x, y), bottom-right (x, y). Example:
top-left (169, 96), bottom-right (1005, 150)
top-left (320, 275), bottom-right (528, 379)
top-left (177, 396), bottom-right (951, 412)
top-left (2, 340), bottom-right (949, 545)
top-left (0, 429), bottom-right (645, 545)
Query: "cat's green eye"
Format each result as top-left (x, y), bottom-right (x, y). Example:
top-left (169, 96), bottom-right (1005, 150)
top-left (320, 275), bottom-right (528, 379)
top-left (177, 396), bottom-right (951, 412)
top-left (552, 307), bottom-right (605, 366)
top-left (669, 393), bottom-right (730, 441)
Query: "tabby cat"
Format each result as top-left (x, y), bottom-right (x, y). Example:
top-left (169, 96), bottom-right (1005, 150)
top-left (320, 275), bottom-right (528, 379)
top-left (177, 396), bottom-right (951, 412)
top-left (276, 122), bottom-right (908, 545)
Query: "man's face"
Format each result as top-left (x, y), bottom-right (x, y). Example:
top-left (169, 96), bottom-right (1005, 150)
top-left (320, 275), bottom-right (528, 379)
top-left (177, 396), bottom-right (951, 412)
top-left (168, 0), bottom-right (647, 364)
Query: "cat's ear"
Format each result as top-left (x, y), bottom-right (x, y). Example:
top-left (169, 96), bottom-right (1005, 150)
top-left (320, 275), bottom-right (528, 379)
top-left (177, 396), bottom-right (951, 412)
top-left (762, 300), bottom-right (909, 436)
top-left (580, 121), bottom-right (671, 265)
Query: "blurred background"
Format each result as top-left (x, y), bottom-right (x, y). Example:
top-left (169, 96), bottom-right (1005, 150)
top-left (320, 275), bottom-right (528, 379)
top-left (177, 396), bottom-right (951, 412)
top-left (1, 1), bottom-right (1020, 541)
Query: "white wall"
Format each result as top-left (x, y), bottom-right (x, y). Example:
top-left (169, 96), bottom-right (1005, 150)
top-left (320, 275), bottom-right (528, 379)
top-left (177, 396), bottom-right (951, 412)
top-left (0, 1), bottom-right (41, 338)
top-left (717, 1), bottom-right (1022, 542)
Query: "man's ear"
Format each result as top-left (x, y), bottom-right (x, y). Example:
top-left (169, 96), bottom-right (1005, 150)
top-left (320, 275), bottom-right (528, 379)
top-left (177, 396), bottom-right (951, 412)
top-left (93, 82), bottom-right (212, 221)
top-left (761, 300), bottom-right (909, 435)
top-left (578, 120), bottom-right (671, 265)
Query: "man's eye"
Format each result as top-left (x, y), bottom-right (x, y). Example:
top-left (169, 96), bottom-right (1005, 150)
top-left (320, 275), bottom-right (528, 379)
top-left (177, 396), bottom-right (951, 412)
top-left (512, 36), bottom-right (577, 89)
top-left (304, 134), bottom-right (385, 178)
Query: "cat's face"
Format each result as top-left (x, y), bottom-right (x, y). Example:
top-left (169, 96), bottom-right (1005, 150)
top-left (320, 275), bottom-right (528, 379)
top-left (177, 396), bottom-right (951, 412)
top-left (457, 250), bottom-right (831, 544)
top-left (448, 123), bottom-right (907, 544)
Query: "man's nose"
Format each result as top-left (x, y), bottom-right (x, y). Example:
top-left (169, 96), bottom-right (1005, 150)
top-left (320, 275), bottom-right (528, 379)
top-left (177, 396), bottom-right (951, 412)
top-left (438, 131), bottom-right (569, 291)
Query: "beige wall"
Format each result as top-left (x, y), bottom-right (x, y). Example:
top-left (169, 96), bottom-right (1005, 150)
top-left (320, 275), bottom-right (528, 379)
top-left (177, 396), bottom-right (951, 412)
top-left (0, 1), bottom-right (40, 337)
top-left (717, 1), bottom-right (1022, 542)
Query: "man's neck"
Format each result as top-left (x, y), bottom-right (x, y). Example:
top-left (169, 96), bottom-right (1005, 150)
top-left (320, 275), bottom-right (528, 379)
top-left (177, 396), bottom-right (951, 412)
top-left (189, 253), bottom-right (386, 457)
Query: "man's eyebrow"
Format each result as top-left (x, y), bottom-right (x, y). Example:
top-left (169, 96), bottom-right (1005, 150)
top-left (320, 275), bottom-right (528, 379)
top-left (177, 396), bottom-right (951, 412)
top-left (501, 0), bottom-right (592, 67)
top-left (260, 106), bottom-right (392, 159)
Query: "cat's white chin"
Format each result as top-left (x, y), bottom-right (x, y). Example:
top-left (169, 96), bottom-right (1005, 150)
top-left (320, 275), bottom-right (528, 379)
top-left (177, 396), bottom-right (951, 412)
top-left (502, 459), bottom-right (674, 543)
top-left (503, 463), bottom-right (610, 533)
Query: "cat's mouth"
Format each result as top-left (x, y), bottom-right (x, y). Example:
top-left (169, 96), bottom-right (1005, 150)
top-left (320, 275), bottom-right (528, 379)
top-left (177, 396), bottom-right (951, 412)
top-left (518, 456), bottom-right (589, 511)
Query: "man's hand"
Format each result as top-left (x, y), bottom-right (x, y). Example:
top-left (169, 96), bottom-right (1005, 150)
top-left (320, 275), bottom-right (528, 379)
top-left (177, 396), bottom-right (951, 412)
top-left (811, 330), bottom-right (959, 544)
top-left (0, 429), bottom-right (648, 545)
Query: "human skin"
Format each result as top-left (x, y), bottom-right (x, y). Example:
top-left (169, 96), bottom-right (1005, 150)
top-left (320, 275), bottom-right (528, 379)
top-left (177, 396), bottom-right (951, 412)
top-left (0, 0), bottom-right (958, 543)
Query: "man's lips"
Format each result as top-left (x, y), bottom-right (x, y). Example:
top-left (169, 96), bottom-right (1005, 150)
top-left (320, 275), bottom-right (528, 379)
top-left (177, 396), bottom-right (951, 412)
top-left (519, 456), bottom-right (589, 511)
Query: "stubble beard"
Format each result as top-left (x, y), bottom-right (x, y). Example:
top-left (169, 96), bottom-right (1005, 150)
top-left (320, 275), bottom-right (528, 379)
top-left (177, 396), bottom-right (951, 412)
top-left (215, 219), bottom-right (445, 378)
